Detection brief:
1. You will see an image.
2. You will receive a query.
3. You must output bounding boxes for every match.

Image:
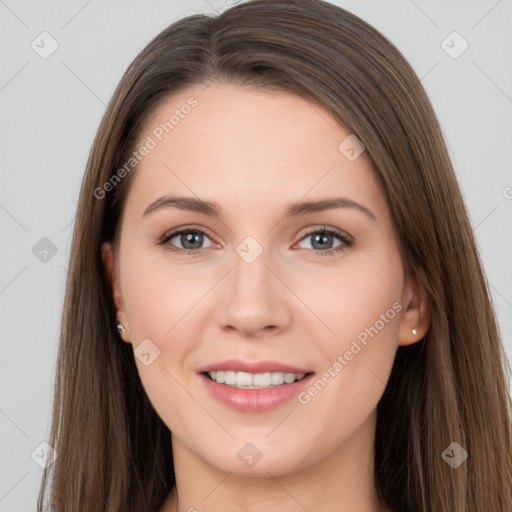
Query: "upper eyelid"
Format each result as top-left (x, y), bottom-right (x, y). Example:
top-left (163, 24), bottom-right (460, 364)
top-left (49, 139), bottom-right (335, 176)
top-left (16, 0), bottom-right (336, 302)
top-left (300, 225), bottom-right (351, 239)
top-left (164, 225), bottom-right (216, 242)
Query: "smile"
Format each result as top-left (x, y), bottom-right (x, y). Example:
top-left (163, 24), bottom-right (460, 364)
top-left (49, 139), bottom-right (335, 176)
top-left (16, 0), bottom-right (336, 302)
top-left (206, 370), bottom-right (307, 389)
top-left (199, 369), bottom-right (315, 412)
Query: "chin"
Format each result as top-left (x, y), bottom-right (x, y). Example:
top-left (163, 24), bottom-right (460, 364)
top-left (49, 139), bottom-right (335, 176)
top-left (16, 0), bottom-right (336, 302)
top-left (201, 441), bottom-right (314, 477)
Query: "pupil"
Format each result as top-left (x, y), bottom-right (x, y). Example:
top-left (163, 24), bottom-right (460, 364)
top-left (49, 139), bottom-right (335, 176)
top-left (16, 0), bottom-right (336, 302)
top-left (182, 232), bottom-right (202, 249)
top-left (312, 233), bottom-right (333, 250)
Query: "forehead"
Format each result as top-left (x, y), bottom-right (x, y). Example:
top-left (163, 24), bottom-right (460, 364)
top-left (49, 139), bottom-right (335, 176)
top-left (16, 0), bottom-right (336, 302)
top-left (125, 83), bottom-right (386, 219)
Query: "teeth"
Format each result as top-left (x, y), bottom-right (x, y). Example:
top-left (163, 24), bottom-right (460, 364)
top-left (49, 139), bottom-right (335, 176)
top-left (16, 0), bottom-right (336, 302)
top-left (224, 371), bottom-right (236, 385)
top-left (207, 371), bottom-right (307, 388)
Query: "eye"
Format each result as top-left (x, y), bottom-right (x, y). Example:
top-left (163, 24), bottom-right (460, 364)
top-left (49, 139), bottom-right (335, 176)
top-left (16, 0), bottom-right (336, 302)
top-left (157, 224), bottom-right (353, 258)
top-left (294, 225), bottom-right (353, 257)
top-left (157, 227), bottom-right (215, 255)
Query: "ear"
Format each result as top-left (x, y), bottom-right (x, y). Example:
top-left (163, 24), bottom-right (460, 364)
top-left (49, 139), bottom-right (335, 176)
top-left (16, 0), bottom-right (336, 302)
top-left (101, 241), bottom-right (131, 343)
top-left (397, 268), bottom-right (431, 346)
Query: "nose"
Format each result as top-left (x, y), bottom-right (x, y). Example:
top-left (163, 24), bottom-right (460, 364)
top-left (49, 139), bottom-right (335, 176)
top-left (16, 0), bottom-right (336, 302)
top-left (215, 247), bottom-right (292, 339)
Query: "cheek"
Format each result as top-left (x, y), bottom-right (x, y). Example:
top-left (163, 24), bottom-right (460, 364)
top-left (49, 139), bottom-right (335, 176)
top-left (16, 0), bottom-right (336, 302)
top-left (118, 249), bottom-right (219, 413)
top-left (120, 248), bottom-right (213, 341)
top-left (296, 250), bottom-right (403, 414)
top-left (304, 249), bottom-right (403, 345)
top-left (119, 256), bottom-right (204, 433)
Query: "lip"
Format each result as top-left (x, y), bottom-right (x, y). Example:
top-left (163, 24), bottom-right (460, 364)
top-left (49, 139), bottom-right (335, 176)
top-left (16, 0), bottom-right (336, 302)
top-left (198, 360), bottom-right (316, 412)
top-left (197, 359), bottom-right (312, 374)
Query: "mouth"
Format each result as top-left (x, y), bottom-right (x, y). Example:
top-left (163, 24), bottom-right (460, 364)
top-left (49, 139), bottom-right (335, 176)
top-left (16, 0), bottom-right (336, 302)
top-left (203, 370), bottom-right (311, 389)
top-left (197, 360), bottom-right (316, 412)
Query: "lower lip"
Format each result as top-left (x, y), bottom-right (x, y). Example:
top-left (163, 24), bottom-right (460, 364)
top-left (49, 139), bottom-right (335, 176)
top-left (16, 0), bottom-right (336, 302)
top-left (199, 373), bottom-right (315, 412)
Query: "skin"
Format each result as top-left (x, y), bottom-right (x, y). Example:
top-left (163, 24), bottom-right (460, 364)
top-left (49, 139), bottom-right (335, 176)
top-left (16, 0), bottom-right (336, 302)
top-left (102, 83), bottom-right (430, 512)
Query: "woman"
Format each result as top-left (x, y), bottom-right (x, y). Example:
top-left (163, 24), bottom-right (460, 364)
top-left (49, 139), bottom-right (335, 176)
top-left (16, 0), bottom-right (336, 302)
top-left (37, 1), bottom-right (512, 511)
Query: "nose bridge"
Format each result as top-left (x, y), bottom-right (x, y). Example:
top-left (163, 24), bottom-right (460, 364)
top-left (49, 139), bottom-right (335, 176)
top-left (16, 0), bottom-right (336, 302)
top-left (216, 234), bottom-right (292, 336)
top-left (230, 237), bottom-right (276, 304)
top-left (225, 225), bottom-right (273, 286)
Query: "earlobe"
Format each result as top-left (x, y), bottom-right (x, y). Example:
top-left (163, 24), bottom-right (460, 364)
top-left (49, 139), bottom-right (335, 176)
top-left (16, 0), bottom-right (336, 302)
top-left (397, 271), bottom-right (431, 346)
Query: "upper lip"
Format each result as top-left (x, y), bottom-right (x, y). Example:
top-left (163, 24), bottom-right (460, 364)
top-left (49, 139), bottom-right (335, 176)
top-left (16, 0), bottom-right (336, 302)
top-left (198, 359), bottom-right (313, 374)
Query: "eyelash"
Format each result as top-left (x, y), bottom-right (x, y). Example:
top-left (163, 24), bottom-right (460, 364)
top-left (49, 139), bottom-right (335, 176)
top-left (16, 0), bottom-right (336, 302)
top-left (157, 225), bottom-right (353, 258)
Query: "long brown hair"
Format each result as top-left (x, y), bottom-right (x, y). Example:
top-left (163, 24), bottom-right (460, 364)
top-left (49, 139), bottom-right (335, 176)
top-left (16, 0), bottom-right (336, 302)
top-left (38, 1), bottom-right (512, 510)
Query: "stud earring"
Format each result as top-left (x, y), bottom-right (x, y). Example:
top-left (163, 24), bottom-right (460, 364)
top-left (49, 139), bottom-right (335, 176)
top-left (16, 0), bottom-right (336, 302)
top-left (117, 322), bottom-right (126, 333)
top-left (412, 328), bottom-right (417, 336)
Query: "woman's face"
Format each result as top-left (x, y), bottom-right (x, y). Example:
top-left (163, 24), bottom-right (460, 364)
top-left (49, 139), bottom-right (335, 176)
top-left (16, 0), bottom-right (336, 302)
top-left (103, 83), bottom-right (424, 477)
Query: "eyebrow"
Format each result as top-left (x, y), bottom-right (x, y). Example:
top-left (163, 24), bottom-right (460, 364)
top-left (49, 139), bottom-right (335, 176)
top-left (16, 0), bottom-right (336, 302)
top-left (142, 195), bottom-right (377, 221)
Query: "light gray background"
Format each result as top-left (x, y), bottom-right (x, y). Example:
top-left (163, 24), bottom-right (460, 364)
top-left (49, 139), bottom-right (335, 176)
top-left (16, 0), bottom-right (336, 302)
top-left (1, 1), bottom-right (511, 510)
